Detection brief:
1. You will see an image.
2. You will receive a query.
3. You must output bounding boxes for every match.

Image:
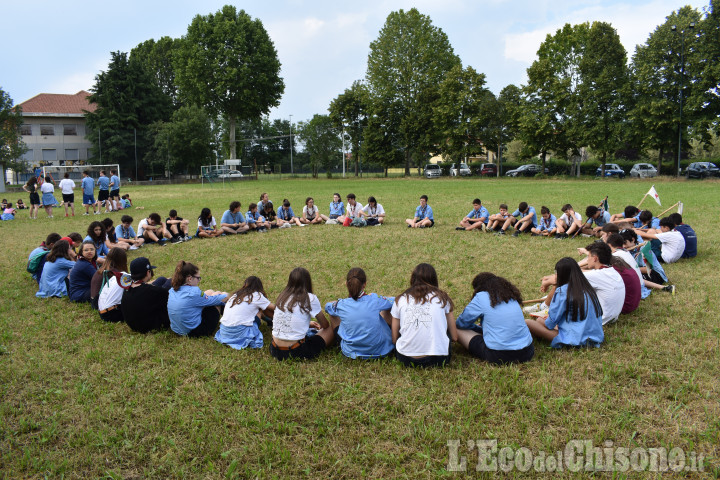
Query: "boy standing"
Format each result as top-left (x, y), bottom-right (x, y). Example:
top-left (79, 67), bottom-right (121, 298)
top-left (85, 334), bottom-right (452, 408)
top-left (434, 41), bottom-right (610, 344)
top-left (97, 170), bottom-right (111, 213)
top-left (81, 170), bottom-right (99, 215)
top-left (109, 169), bottom-right (121, 211)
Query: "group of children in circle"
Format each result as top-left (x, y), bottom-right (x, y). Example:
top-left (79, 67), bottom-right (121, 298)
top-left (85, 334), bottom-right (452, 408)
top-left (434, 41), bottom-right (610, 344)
top-left (27, 187), bottom-right (696, 365)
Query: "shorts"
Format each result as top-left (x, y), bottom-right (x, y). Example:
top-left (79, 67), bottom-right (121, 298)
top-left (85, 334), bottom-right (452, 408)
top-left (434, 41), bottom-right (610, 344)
top-left (395, 350), bottom-right (450, 368)
top-left (29, 192), bottom-right (40, 205)
top-left (83, 194), bottom-right (96, 205)
top-left (62, 193), bottom-right (75, 204)
top-left (425, 219), bottom-right (435, 227)
top-left (110, 189), bottom-right (120, 198)
top-left (329, 214), bottom-right (339, 219)
top-left (468, 334), bottom-right (534, 365)
top-left (643, 269), bottom-right (666, 285)
top-left (270, 335), bottom-right (326, 361)
top-left (98, 190), bottom-right (109, 202)
top-left (366, 217), bottom-right (379, 226)
top-left (187, 306), bottom-right (221, 337)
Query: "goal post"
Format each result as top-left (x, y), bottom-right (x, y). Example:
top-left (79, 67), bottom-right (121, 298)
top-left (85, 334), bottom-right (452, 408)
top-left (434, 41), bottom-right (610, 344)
top-left (42, 164), bottom-right (121, 184)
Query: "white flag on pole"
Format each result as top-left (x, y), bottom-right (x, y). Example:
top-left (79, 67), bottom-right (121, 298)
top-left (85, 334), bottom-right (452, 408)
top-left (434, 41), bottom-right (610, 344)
top-left (647, 185), bottom-right (661, 206)
top-left (678, 202), bottom-right (683, 214)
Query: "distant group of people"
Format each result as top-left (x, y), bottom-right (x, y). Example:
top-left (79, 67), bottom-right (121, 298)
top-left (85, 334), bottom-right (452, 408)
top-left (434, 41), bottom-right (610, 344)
top-left (19, 170), bottom-right (133, 219)
top-left (26, 184), bottom-right (697, 366)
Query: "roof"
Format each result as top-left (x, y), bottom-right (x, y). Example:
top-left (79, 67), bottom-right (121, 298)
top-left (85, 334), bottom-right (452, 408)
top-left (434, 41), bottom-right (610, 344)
top-left (17, 91), bottom-right (96, 116)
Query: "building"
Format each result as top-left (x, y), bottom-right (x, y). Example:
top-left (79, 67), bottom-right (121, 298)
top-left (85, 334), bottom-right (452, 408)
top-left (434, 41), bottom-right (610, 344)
top-left (16, 91), bottom-right (96, 169)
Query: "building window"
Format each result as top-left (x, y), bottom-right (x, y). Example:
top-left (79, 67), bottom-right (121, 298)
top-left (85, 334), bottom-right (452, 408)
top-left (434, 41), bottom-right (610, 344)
top-left (40, 125), bottom-right (55, 136)
top-left (65, 149), bottom-right (79, 161)
top-left (42, 149), bottom-right (57, 162)
top-left (20, 124), bottom-right (32, 136)
top-left (63, 124), bottom-right (77, 136)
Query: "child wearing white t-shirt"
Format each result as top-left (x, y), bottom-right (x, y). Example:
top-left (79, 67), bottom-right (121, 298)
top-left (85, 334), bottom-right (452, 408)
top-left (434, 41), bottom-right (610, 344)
top-left (300, 197), bottom-right (323, 225)
top-left (362, 196), bottom-right (386, 226)
top-left (634, 217), bottom-right (686, 264)
top-left (391, 263), bottom-right (457, 367)
top-left (215, 276), bottom-right (275, 350)
top-left (270, 267), bottom-right (335, 360)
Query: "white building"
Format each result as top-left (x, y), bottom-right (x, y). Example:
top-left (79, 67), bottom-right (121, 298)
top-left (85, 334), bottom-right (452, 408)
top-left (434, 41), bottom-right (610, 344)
top-left (16, 90), bottom-right (96, 168)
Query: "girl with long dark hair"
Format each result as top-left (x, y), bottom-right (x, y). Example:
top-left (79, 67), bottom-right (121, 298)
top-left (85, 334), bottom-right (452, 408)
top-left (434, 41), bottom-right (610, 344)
top-left (36, 240), bottom-right (76, 298)
top-left (391, 263), bottom-right (457, 367)
top-left (215, 276), bottom-right (275, 349)
top-left (68, 241), bottom-right (97, 303)
top-left (22, 176), bottom-right (40, 219)
top-left (455, 273), bottom-right (534, 364)
top-left (525, 258), bottom-right (604, 348)
top-left (270, 267), bottom-right (334, 360)
top-left (197, 208), bottom-right (222, 238)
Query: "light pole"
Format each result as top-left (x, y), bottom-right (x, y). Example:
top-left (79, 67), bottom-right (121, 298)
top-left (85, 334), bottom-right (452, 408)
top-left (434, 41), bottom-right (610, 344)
top-left (289, 114), bottom-right (293, 175)
top-left (671, 22), bottom-right (694, 177)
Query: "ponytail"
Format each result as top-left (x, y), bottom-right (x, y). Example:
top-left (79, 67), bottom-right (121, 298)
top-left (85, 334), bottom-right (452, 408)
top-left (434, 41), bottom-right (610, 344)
top-left (171, 261), bottom-right (198, 290)
top-left (346, 267), bottom-right (367, 300)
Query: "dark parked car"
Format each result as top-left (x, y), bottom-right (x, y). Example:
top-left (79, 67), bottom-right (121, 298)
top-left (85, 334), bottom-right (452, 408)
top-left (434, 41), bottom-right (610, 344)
top-left (505, 164), bottom-right (549, 177)
top-left (478, 163), bottom-right (498, 176)
top-left (595, 163), bottom-right (625, 178)
top-left (686, 162), bottom-right (720, 179)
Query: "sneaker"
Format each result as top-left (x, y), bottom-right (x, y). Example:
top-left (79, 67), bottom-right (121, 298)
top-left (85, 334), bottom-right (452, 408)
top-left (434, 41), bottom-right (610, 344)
top-left (495, 230), bottom-right (505, 236)
top-left (83, 212), bottom-right (89, 216)
top-left (298, 223), bottom-right (306, 227)
top-left (407, 224), bottom-right (412, 228)
top-left (65, 214), bottom-right (69, 217)
top-left (129, 245), bottom-right (139, 250)
top-left (456, 227), bottom-right (465, 231)
top-left (157, 239), bottom-right (168, 246)
top-left (664, 285), bottom-right (676, 295)
top-left (580, 233), bottom-right (593, 238)
top-left (531, 233), bottom-right (539, 236)
top-left (184, 235), bottom-right (192, 241)
top-left (512, 231), bottom-right (520, 237)
top-left (170, 236), bottom-right (183, 244)
top-left (419, 225), bottom-right (425, 228)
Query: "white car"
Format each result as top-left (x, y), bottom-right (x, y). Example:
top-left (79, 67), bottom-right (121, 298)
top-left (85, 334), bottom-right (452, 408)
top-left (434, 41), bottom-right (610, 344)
top-left (629, 163), bottom-right (657, 178)
top-left (449, 163), bottom-right (471, 177)
top-left (218, 170), bottom-right (243, 178)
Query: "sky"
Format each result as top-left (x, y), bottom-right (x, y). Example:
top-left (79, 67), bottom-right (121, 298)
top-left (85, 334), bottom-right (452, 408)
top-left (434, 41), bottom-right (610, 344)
top-left (0, 0), bottom-right (708, 123)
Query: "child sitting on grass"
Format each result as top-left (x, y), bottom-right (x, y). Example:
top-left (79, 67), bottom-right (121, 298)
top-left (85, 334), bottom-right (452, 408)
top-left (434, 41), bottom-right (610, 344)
top-left (487, 204), bottom-right (510, 232)
top-left (455, 273), bottom-right (534, 364)
top-left (215, 276), bottom-right (275, 350)
top-left (531, 206), bottom-right (557, 237)
top-left (270, 267), bottom-right (335, 360)
top-left (525, 258), bottom-right (604, 348)
top-left (197, 208), bottom-right (223, 238)
top-left (457, 198), bottom-right (489, 231)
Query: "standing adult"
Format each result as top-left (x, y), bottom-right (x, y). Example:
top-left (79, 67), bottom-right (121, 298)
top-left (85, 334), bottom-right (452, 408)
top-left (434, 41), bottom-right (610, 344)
top-left (40, 176), bottom-right (58, 218)
top-left (97, 170), bottom-right (111, 213)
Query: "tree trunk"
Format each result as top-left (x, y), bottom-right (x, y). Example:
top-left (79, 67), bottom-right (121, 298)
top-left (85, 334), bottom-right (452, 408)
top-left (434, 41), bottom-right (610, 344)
top-left (404, 150), bottom-right (411, 176)
top-left (229, 116), bottom-right (236, 159)
top-left (657, 147), bottom-right (663, 174)
top-left (353, 149), bottom-right (359, 176)
top-left (601, 152), bottom-right (607, 177)
top-left (541, 151), bottom-right (546, 172)
top-left (384, 167), bottom-right (388, 177)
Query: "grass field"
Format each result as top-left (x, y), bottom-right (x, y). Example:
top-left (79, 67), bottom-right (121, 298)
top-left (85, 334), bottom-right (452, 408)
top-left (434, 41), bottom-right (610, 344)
top-left (1, 176), bottom-right (719, 478)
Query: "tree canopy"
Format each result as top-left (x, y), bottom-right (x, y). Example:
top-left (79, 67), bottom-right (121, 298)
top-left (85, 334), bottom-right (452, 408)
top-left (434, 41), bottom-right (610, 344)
top-left (174, 5), bottom-right (284, 160)
top-left (0, 88), bottom-right (27, 171)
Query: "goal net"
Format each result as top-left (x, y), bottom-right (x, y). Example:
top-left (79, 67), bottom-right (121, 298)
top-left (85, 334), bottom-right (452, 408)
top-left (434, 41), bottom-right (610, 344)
top-left (42, 164), bottom-right (121, 184)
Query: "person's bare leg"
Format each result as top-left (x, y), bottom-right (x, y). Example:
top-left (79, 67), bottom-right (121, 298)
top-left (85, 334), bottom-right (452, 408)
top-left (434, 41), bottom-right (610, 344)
top-left (456, 329), bottom-right (480, 350)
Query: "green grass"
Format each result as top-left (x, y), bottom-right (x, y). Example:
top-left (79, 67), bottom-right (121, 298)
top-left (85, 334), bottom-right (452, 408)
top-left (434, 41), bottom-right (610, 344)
top-left (1, 176), bottom-right (719, 478)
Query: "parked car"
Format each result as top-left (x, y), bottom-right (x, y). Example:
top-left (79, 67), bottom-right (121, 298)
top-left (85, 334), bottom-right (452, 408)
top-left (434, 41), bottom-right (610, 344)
top-left (218, 169), bottom-right (244, 178)
top-left (629, 163), bottom-right (658, 178)
top-left (595, 163), bottom-right (625, 178)
top-left (478, 163), bottom-right (498, 176)
top-left (424, 164), bottom-right (442, 178)
top-left (449, 163), bottom-right (472, 177)
top-left (207, 168), bottom-right (231, 178)
top-left (505, 164), bottom-right (548, 177)
top-left (686, 162), bottom-right (720, 179)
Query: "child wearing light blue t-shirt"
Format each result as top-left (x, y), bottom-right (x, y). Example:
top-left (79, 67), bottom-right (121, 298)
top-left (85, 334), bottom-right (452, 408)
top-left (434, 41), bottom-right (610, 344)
top-left (457, 198), bottom-right (489, 231)
top-left (525, 258), bottom-right (604, 348)
top-left (325, 268), bottom-right (395, 359)
top-left (406, 195), bottom-right (434, 228)
top-left (531, 206), bottom-right (557, 237)
top-left (456, 273), bottom-right (534, 364)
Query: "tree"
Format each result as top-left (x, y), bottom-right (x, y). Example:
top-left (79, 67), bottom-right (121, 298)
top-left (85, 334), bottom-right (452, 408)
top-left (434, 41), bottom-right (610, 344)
top-left (630, 7), bottom-right (702, 172)
top-left (130, 37), bottom-right (181, 108)
top-left (493, 84), bottom-right (524, 167)
top-left (366, 8), bottom-right (461, 175)
top-left (434, 65), bottom-right (494, 162)
top-left (144, 104), bottom-right (215, 176)
top-left (296, 114), bottom-right (341, 178)
top-left (688, 0), bottom-right (720, 140)
top-left (521, 23), bottom-right (590, 171)
top-left (329, 80), bottom-right (369, 176)
top-left (0, 88), bottom-right (28, 172)
top-left (174, 5), bottom-right (284, 160)
top-left (575, 22), bottom-right (629, 174)
top-left (85, 51), bottom-right (172, 176)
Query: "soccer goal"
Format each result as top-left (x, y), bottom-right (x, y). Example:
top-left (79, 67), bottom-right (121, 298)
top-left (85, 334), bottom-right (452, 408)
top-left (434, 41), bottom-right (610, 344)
top-left (42, 164), bottom-right (120, 184)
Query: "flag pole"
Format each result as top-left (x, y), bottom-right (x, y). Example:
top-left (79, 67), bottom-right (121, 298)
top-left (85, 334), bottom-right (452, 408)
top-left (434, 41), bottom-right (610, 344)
top-left (658, 202), bottom-right (680, 217)
top-left (637, 194), bottom-right (648, 209)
